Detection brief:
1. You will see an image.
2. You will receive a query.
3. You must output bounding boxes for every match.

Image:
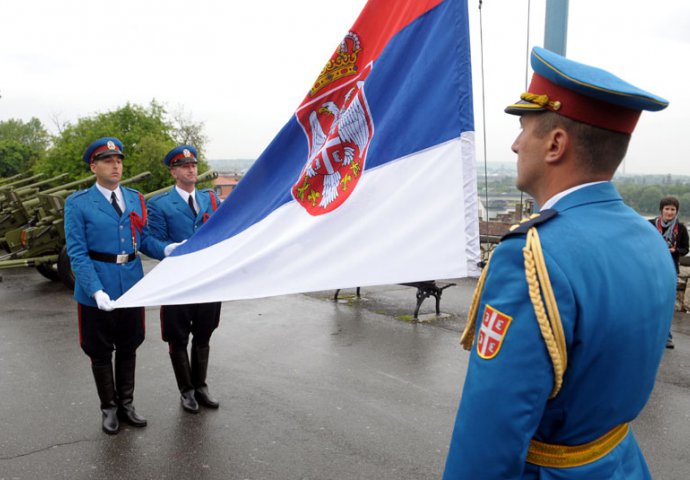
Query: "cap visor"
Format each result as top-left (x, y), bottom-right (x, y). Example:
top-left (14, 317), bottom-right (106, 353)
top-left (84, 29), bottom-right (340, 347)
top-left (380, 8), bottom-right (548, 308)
top-left (93, 150), bottom-right (125, 160)
top-left (172, 158), bottom-right (198, 167)
top-left (504, 100), bottom-right (547, 116)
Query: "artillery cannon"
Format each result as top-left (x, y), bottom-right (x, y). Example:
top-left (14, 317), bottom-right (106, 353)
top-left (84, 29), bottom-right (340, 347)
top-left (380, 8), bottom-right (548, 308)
top-left (0, 172), bottom-right (45, 191)
top-left (0, 170), bottom-right (219, 289)
top-left (143, 168), bottom-right (219, 200)
top-left (0, 171), bottom-right (34, 186)
top-left (0, 174), bottom-right (98, 250)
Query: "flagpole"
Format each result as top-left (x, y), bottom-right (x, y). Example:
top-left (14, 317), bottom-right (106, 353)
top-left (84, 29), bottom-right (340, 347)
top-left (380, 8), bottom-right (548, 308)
top-left (544, 0), bottom-right (569, 55)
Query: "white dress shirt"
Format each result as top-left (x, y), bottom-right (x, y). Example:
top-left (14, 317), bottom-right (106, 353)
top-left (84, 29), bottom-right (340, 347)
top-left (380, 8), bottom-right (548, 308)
top-left (95, 182), bottom-right (123, 212)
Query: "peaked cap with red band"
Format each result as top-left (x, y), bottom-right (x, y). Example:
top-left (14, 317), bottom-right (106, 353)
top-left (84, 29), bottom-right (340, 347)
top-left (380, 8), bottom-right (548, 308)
top-left (505, 47), bottom-right (669, 133)
top-left (83, 137), bottom-right (125, 164)
top-left (164, 145), bottom-right (198, 167)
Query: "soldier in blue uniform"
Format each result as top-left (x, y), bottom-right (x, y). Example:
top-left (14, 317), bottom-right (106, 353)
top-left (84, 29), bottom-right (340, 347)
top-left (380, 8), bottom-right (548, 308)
top-left (443, 48), bottom-right (675, 479)
top-left (65, 137), bottom-right (177, 435)
top-left (147, 145), bottom-right (222, 413)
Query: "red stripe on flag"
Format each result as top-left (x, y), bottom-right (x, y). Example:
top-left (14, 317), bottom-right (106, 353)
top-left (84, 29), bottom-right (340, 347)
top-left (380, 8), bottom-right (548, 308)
top-left (299, 0), bottom-right (444, 106)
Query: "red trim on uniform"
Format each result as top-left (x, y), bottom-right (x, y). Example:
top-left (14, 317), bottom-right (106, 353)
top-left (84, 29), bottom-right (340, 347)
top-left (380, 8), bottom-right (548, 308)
top-left (78, 303), bottom-right (83, 346)
top-left (160, 307), bottom-right (165, 342)
top-left (202, 191), bottom-right (218, 223)
top-left (129, 192), bottom-right (148, 252)
top-left (90, 144), bottom-right (122, 162)
top-left (209, 192), bottom-right (218, 212)
top-left (170, 152), bottom-right (196, 166)
top-left (529, 74), bottom-right (641, 134)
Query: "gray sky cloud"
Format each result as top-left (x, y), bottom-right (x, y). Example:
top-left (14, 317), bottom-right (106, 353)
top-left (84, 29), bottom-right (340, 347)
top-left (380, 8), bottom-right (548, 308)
top-left (1, 0), bottom-right (688, 175)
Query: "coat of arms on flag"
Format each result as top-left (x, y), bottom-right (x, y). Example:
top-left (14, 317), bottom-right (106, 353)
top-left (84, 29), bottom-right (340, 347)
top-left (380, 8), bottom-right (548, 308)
top-left (292, 32), bottom-right (374, 216)
top-left (477, 305), bottom-right (512, 359)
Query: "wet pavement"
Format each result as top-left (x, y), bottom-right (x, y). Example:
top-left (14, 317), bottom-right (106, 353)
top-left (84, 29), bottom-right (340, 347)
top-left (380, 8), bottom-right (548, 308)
top-left (0, 262), bottom-right (688, 479)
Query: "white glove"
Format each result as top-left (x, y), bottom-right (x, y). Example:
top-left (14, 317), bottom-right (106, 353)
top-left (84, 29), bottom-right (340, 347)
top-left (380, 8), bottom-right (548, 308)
top-left (164, 239), bottom-right (187, 257)
top-left (93, 290), bottom-right (115, 312)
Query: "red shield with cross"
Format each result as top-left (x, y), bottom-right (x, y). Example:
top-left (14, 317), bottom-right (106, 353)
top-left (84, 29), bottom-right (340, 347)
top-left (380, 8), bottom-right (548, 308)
top-left (292, 36), bottom-right (374, 216)
top-left (477, 305), bottom-right (513, 359)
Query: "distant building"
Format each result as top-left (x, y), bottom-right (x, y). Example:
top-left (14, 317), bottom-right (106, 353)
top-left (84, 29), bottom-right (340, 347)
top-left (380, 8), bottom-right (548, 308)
top-left (213, 173), bottom-right (242, 200)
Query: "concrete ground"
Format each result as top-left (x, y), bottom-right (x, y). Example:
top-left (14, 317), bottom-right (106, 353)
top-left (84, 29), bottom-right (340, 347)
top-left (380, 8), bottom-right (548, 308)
top-left (0, 264), bottom-right (688, 480)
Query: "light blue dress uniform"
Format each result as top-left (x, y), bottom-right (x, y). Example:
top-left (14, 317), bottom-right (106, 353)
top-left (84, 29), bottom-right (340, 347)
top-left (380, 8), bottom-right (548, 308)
top-left (65, 185), bottom-right (167, 307)
top-left (443, 183), bottom-right (676, 479)
top-left (444, 47), bottom-right (674, 479)
top-left (147, 187), bottom-right (219, 243)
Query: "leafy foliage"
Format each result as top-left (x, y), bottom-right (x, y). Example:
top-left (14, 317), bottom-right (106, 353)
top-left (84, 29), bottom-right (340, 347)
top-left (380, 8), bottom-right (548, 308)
top-left (615, 181), bottom-right (690, 222)
top-left (0, 118), bottom-right (50, 176)
top-left (32, 101), bottom-right (210, 193)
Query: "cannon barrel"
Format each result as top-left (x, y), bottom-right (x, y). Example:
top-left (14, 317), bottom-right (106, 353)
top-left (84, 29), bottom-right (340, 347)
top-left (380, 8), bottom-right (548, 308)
top-left (120, 171), bottom-right (152, 186)
top-left (40, 174), bottom-right (97, 195)
top-left (0, 172), bottom-right (32, 186)
top-left (0, 173), bottom-right (46, 191)
top-left (13, 173), bottom-right (70, 196)
top-left (144, 169), bottom-right (218, 200)
top-left (0, 254), bottom-right (60, 270)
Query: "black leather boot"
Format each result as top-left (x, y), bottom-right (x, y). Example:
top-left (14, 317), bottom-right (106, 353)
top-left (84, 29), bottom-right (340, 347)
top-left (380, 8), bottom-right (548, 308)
top-left (115, 352), bottom-right (147, 427)
top-left (91, 362), bottom-right (120, 435)
top-left (192, 344), bottom-right (219, 408)
top-left (169, 349), bottom-right (199, 413)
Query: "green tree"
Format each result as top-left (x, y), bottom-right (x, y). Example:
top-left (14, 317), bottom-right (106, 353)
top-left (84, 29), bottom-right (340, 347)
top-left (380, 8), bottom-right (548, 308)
top-left (637, 186), bottom-right (663, 216)
top-left (34, 101), bottom-right (209, 193)
top-left (679, 193), bottom-right (690, 219)
top-left (0, 117), bottom-right (50, 176)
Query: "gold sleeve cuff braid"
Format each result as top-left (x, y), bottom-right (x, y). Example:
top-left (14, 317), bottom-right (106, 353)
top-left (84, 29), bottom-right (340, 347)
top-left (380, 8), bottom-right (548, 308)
top-left (526, 423), bottom-right (630, 468)
top-left (460, 227), bottom-right (567, 399)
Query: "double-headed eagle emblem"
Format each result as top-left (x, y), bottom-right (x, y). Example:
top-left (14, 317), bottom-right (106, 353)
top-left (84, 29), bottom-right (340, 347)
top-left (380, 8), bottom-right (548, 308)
top-left (292, 32), bottom-right (373, 216)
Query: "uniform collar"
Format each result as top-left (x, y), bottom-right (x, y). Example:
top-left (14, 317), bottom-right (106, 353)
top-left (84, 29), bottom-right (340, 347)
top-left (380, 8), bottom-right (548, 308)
top-left (175, 185), bottom-right (196, 202)
top-left (540, 181), bottom-right (608, 211)
top-left (95, 182), bottom-right (123, 205)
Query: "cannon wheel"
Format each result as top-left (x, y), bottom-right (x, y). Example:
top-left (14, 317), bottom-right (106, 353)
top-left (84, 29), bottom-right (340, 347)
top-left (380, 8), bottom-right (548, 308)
top-left (57, 246), bottom-right (75, 290)
top-left (35, 263), bottom-right (60, 282)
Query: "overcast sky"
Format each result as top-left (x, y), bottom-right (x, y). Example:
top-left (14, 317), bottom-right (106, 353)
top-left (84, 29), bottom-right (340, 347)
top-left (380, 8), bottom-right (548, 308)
top-left (2, 0), bottom-right (689, 175)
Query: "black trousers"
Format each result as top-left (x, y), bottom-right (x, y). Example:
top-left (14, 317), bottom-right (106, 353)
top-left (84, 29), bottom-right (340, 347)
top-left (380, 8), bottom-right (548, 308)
top-left (160, 302), bottom-right (221, 350)
top-left (78, 304), bottom-right (145, 362)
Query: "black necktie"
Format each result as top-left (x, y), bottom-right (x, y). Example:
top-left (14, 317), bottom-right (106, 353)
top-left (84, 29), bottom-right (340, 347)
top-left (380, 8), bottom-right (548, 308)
top-left (111, 192), bottom-right (123, 216)
top-left (188, 195), bottom-right (197, 216)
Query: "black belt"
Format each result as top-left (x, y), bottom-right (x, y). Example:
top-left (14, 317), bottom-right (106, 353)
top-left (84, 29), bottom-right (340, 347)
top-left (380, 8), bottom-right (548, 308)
top-left (88, 251), bottom-right (137, 264)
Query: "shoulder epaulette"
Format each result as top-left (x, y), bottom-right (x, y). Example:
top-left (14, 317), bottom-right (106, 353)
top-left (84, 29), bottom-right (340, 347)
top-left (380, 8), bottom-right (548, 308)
top-left (72, 189), bottom-right (89, 198)
top-left (501, 209), bottom-right (558, 240)
top-left (122, 186), bottom-right (141, 194)
top-left (148, 189), bottom-right (171, 201)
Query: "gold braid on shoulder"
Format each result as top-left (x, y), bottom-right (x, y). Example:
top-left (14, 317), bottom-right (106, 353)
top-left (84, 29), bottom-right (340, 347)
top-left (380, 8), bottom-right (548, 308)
top-left (460, 226), bottom-right (568, 398)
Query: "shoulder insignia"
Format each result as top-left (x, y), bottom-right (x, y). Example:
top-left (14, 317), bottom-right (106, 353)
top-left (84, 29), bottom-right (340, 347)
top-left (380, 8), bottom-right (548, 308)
top-left (122, 186), bottom-right (141, 194)
top-left (501, 209), bottom-right (558, 240)
top-left (477, 304), bottom-right (513, 359)
top-left (148, 190), bottom-right (170, 202)
top-left (72, 189), bottom-right (89, 198)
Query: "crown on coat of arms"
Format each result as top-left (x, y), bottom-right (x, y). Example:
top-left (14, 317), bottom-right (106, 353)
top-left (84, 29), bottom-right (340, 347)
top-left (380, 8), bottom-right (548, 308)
top-left (310, 32), bottom-right (361, 96)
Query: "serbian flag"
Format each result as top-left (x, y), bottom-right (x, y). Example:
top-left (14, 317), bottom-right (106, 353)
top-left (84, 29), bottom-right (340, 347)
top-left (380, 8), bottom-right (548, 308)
top-left (116, 0), bottom-right (479, 308)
